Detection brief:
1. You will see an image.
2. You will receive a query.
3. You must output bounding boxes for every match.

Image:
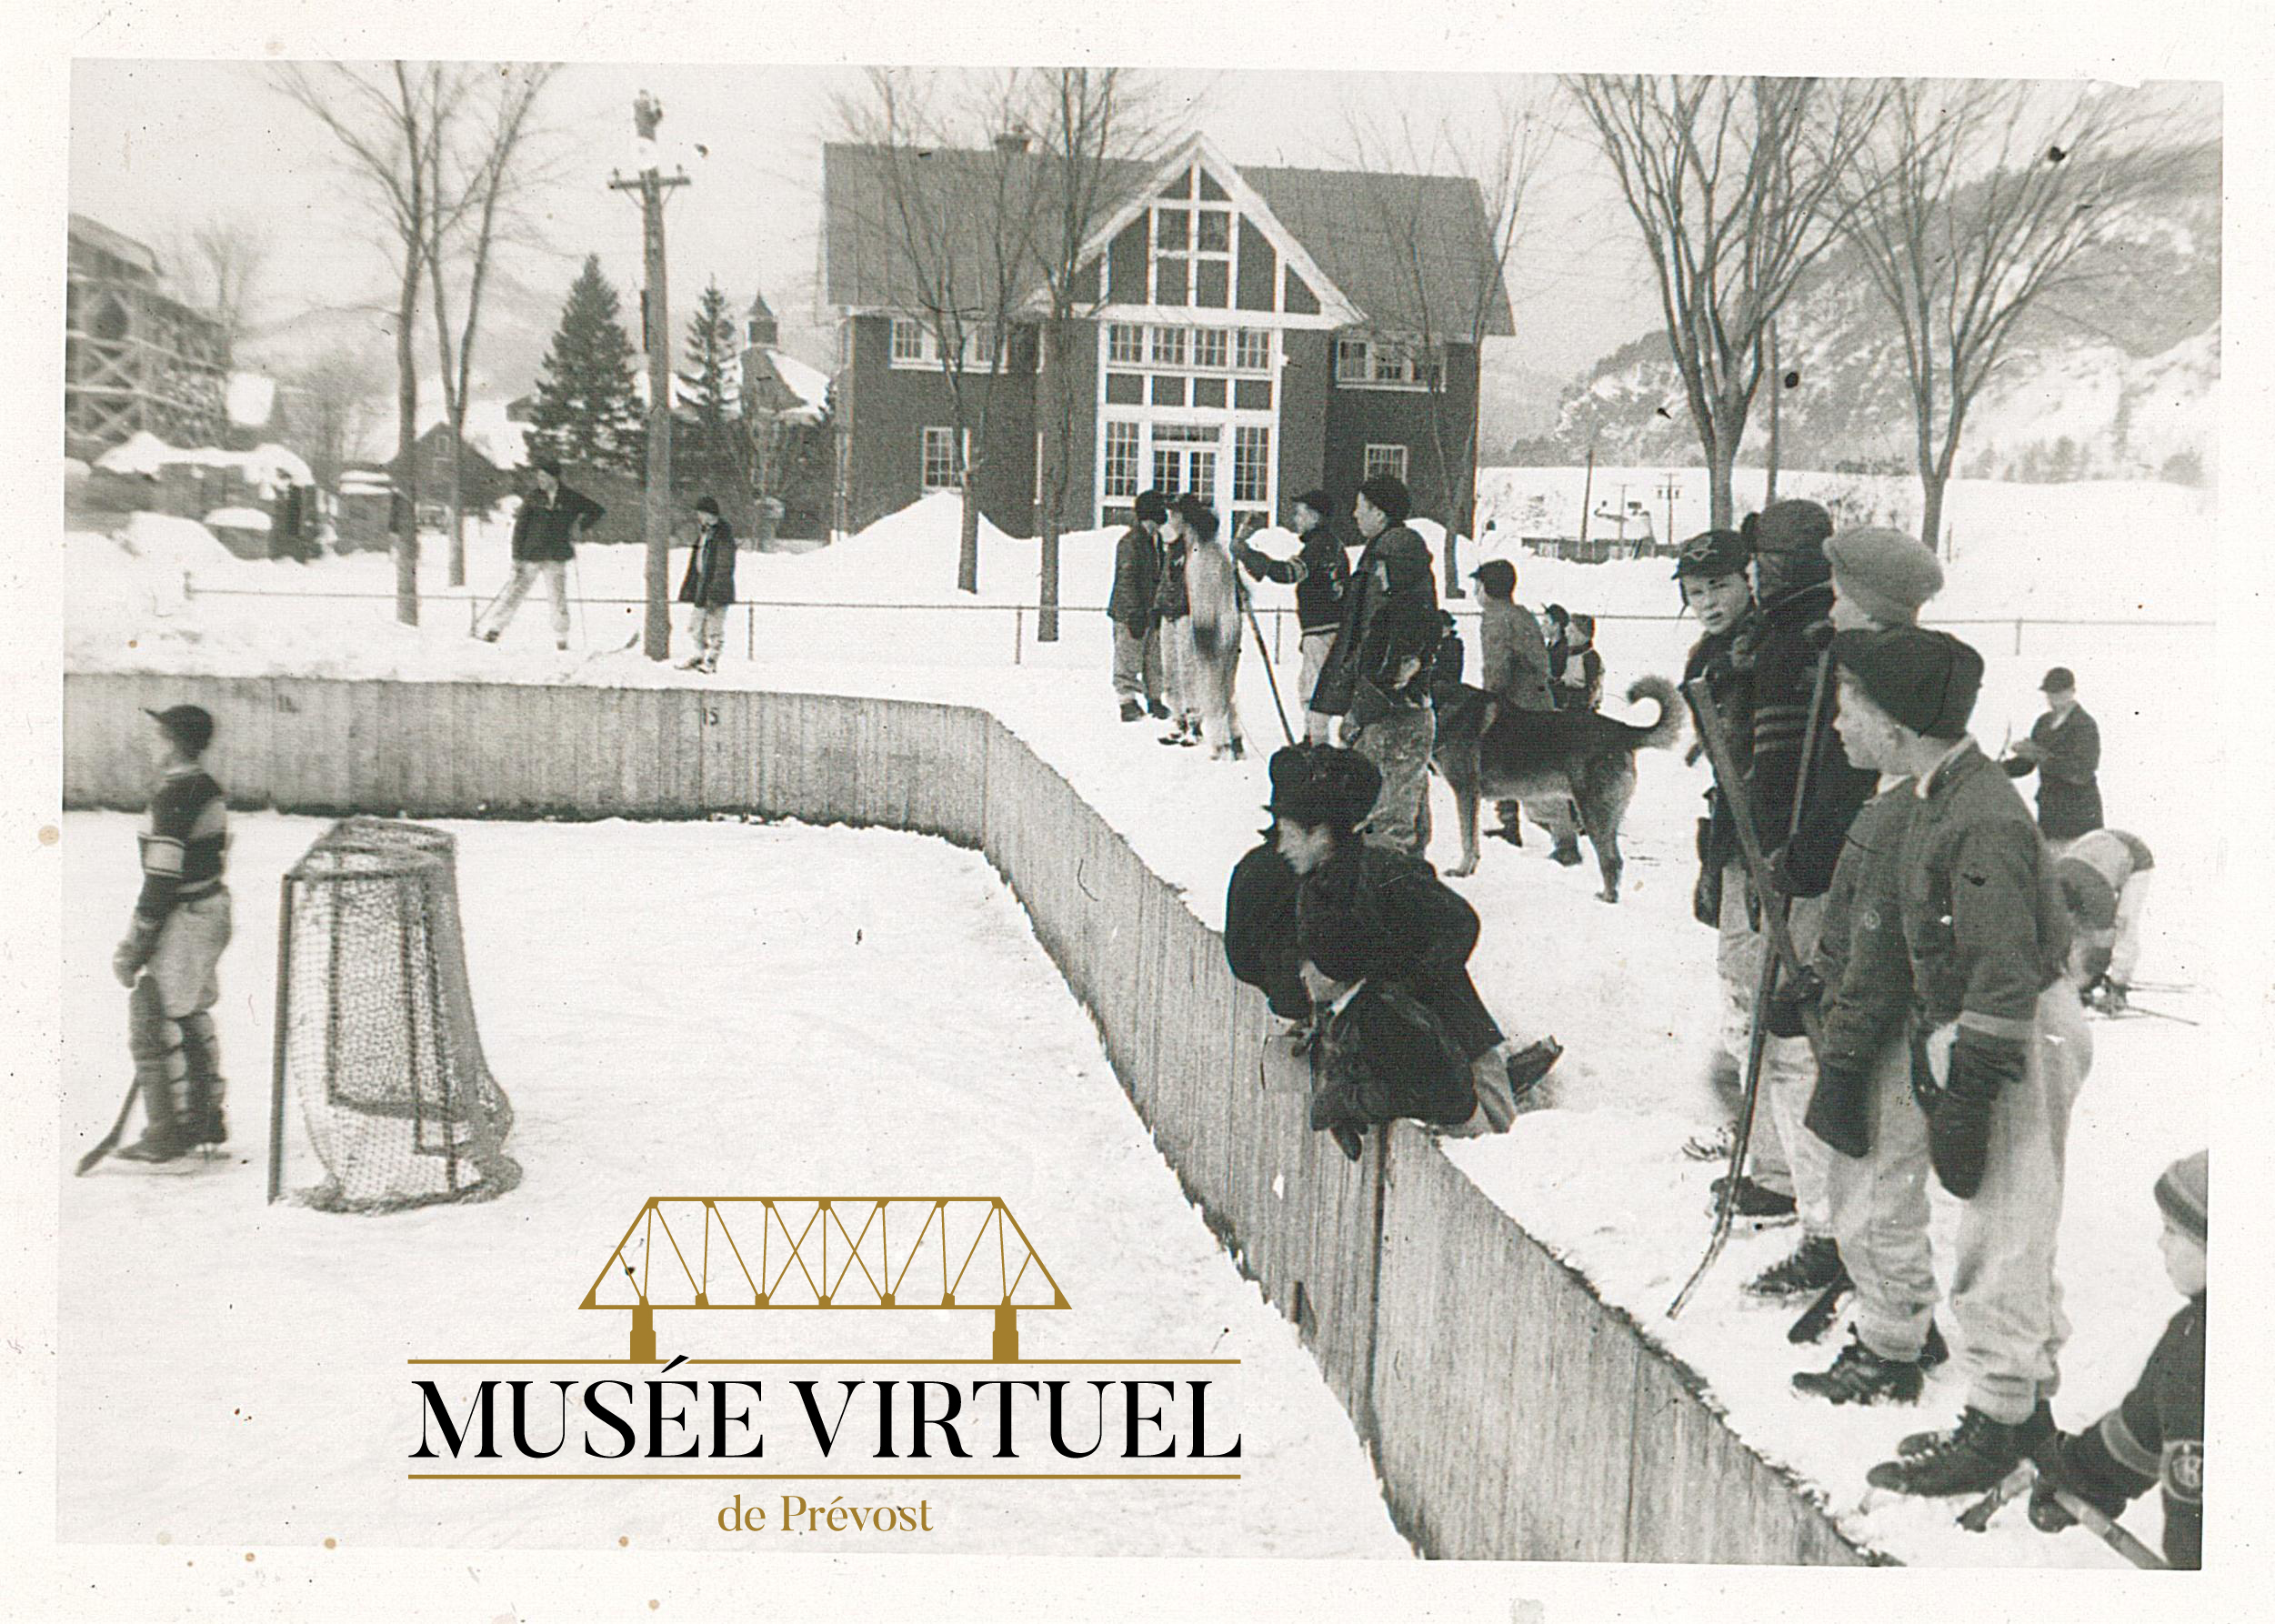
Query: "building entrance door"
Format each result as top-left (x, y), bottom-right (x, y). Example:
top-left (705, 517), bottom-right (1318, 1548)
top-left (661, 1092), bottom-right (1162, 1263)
top-left (1148, 423), bottom-right (1220, 518)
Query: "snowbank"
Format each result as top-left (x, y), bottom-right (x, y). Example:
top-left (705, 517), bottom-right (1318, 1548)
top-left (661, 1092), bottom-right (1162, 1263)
top-left (93, 431), bottom-right (314, 495)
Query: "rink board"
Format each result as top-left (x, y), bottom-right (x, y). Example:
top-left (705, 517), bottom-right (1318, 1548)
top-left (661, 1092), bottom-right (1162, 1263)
top-left (62, 670), bottom-right (1869, 1566)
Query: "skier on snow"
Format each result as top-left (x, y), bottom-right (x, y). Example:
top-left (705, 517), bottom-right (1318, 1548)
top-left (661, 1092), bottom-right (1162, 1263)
top-left (2051, 828), bottom-right (2156, 1013)
top-left (110, 705), bottom-right (234, 1163)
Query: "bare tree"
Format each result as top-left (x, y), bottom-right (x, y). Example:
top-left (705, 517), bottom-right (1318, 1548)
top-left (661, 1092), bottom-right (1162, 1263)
top-left (276, 63), bottom-right (479, 624)
top-left (836, 70), bottom-right (1047, 595)
top-left (283, 344), bottom-right (385, 494)
top-left (1017, 69), bottom-right (1170, 639)
top-left (1345, 85), bottom-right (1556, 594)
top-left (1839, 80), bottom-right (2199, 552)
top-left (1564, 75), bottom-right (1886, 527)
top-left (423, 64), bottom-right (559, 586)
top-left (161, 216), bottom-right (273, 357)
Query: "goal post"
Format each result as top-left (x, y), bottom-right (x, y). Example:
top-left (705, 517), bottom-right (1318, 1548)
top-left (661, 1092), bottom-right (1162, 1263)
top-left (267, 817), bottom-right (519, 1212)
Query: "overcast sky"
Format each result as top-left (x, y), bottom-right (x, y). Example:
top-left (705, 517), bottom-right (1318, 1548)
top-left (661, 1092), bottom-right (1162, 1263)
top-left (68, 62), bottom-right (1660, 398)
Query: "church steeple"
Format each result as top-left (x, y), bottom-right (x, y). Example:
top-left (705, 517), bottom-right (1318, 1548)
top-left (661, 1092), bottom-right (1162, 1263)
top-left (746, 288), bottom-right (778, 348)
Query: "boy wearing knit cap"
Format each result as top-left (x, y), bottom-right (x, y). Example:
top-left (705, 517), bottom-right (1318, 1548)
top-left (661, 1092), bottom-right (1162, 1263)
top-left (1824, 627), bottom-right (2089, 1499)
top-left (2028, 1149), bottom-right (2205, 1569)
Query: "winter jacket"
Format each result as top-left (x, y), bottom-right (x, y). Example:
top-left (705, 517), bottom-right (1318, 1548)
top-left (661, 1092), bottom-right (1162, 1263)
top-left (511, 483), bottom-right (606, 562)
top-left (1428, 622), bottom-right (1467, 700)
top-left (2046, 1293), bottom-right (2203, 1570)
top-left (1555, 643), bottom-right (1603, 711)
top-left (1236, 527), bottom-right (1349, 635)
top-left (1310, 524), bottom-right (1439, 717)
top-left (1154, 536), bottom-right (1191, 622)
top-left (1223, 841), bottom-right (1309, 1021)
top-left (1804, 784), bottom-right (1919, 1158)
top-left (1186, 538), bottom-right (1245, 662)
top-left (1898, 741), bottom-right (2071, 1047)
top-left (1749, 580), bottom-right (1879, 897)
top-left (676, 516), bottom-right (737, 607)
top-left (1479, 598), bottom-right (1555, 711)
top-left (2003, 705), bottom-right (2104, 840)
top-left (1107, 524), bottom-right (1163, 633)
top-left (1683, 616), bottom-right (1758, 874)
top-left (1298, 840), bottom-right (1503, 1061)
top-left (135, 764), bottom-right (228, 925)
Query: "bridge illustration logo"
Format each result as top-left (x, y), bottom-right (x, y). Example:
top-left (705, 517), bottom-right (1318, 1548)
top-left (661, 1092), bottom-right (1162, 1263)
top-left (582, 1195), bottom-right (1069, 1361)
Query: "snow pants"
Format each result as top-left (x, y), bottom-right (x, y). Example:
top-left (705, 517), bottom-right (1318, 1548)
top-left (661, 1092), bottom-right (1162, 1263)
top-left (1922, 985), bottom-right (2094, 1424)
top-left (686, 604), bottom-right (728, 664)
top-left (1111, 622), bottom-right (1164, 706)
top-left (1824, 1037), bottom-right (1936, 1361)
top-left (1298, 631), bottom-right (1337, 744)
top-left (480, 560), bottom-right (570, 644)
top-left (1159, 615), bottom-right (1198, 727)
top-left (1349, 702), bottom-right (1435, 857)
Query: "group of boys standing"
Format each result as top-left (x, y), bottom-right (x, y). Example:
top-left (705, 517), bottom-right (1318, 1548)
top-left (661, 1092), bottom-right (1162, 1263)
top-left (1672, 498), bottom-right (2200, 1562)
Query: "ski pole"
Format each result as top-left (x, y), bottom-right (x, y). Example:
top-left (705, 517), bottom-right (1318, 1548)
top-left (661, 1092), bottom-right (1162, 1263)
top-left (1242, 598), bottom-right (1295, 746)
top-left (2120, 1000), bottom-right (2200, 1028)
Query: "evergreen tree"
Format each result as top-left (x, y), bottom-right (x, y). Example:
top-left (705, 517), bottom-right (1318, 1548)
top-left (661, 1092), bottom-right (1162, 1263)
top-left (676, 280), bottom-right (751, 501)
top-left (525, 255), bottom-right (644, 476)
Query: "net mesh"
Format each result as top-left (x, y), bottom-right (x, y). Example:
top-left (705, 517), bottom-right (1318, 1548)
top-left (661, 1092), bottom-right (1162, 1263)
top-left (275, 817), bottom-right (519, 1212)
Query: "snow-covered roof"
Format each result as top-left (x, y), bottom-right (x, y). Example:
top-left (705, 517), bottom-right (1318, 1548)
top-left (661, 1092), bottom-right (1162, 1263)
top-left (766, 349), bottom-right (831, 418)
top-left (204, 506), bottom-right (274, 532)
top-left (94, 433), bottom-right (313, 493)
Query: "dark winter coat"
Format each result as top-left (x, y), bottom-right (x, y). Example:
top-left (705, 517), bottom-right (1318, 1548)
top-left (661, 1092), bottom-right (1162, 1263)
top-left (1310, 524), bottom-right (1439, 717)
top-left (1479, 598), bottom-right (1555, 711)
top-left (2048, 1293), bottom-right (2202, 1569)
top-left (2003, 705), bottom-right (2103, 840)
top-left (1297, 840), bottom-right (1503, 1061)
top-left (1236, 526), bottom-right (1349, 635)
top-left (676, 516), bottom-right (737, 607)
top-left (1683, 615), bottom-right (1758, 876)
top-left (1428, 621), bottom-right (1467, 700)
top-left (1154, 536), bottom-right (1191, 622)
top-left (1107, 524), bottom-right (1164, 633)
top-left (1805, 784), bottom-right (1919, 1158)
top-left (1898, 741), bottom-right (2071, 1046)
top-left (1223, 841), bottom-right (1310, 1022)
top-left (511, 482), bottom-right (606, 562)
top-left (135, 765), bottom-right (228, 924)
top-left (1554, 642), bottom-right (1603, 711)
top-left (1749, 580), bottom-right (1879, 897)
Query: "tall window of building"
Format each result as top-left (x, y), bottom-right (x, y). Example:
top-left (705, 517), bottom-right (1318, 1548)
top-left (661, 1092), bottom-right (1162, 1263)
top-left (1232, 426), bottom-right (1272, 503)
top-left (921, 426), bottom-right (967, 492)
top-left (1107, 323), bottom-right (1145, 365)
top-left (1102, 421), bottom-right (1140, 498)
top-left (1234, 328), bottom-right (1271, 373)
top-left (1151, 166), bottom-right (1236, 309)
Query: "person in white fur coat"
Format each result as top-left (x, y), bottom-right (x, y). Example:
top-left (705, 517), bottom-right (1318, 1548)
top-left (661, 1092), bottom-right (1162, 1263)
top-left (1175, 494), bottom-right (1248, 761)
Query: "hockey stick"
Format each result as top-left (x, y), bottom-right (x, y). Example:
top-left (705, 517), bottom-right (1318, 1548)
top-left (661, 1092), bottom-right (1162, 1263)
top-left (1242, 597), bottom-right (1296, 746)
top-left (1955, 1461), bottom-right (2170, 1569)
top-left (1958, 1462), bottom-right (2036, 1532)
top-left (75, 1075), bottom-right (141, 1177)
top-left (1787, 1267), bottom-right (1853, 1344)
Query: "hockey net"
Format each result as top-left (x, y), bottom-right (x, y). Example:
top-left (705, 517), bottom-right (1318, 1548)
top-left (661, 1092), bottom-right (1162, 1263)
top-left (269, 817), bottom-right (519, 1212)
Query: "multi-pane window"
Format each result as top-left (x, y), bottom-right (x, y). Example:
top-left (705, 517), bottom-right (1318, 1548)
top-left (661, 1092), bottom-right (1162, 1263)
top-left (1364, 444), bottom-right (1409, 483)
top-left (892, 317), bottom-right (927, 364)
top-left (892, 316), bottom-right (999, 370)
top-left (1102, 422), bottom-right (1140, 498)
top-left (1192, 327), bottom-right (1228, 370)
top-left (1151, 166), bottom-right (1236, 310)
top-left (1107, 323), bottom-right (1145, 365)
top-left (1234, 329), bottom-right (1271, 373)
top-left (1149, 326), bottom-right (1188, 367)
top-left (1337, 336), bottom-right (1441, 388)
top-left (921, 426), bottom-right (966, 492)
top-left (1233, 426), bottom-right (1271, 504)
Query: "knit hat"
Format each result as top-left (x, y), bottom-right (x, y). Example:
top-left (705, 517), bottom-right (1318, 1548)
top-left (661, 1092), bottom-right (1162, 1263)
top-left (1266, 746), bottom-right (1381, 833)
top-left (1293, 488), bottom-right (1334, 520)
top-left (695, 496), bottom-right (721, 517)
top-left (1134, 489), bottom-right (1169, 525)
top-left (2040, 667), bottom-right (2077, 693)
top-left (1357, 475), bottom-right (1411, 526)
top-left (2154, 1149), bottom-right (2208, 1245)
top-left (1673, 528), bottom-right (1749, 581)
top-left (1829, 626), bottom-right (1983, 740)
top-left (146, 704), bottom-right (215, 757)
top-left (1825, 526), bottom-right (1944, 626)
top-left (1472, 558), bottom-right (1517, 597)
top-left (1744, 499), bottom-right (1834, 596)
top-left (532, 456), bottom-right (562, 478)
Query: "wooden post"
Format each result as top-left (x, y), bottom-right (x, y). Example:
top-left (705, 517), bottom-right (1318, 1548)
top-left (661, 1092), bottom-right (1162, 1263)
top-left (609, 94), bottom-right (692, 663)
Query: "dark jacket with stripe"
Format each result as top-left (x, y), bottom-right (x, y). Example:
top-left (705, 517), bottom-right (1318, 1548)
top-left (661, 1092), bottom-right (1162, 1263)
top-left (1749, 581), bottom-right (1878, 896)
top-left (135, 766), bottom-right (229, 924)
top-left (2050, 1293), bottom-right (2203, 1569)
top-left (1683, 616), bottom-right (1757, 874)
top-left (676, 516), bottom-right (737, 607)
top-left (1310, 524), bottom-right (1438, 717)
top-left (1236, 527), bottom-right (1349, 635)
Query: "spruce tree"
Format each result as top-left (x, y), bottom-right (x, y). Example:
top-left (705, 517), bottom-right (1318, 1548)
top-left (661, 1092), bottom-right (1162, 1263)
top-left (525, 255), bottom-right (644, 476)
top-left (676, 280), bottom-right (750, 500)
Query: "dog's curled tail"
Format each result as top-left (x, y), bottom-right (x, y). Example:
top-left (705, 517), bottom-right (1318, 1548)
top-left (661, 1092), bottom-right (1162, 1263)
top-left (1622, 675), bottom-right (1686, 752)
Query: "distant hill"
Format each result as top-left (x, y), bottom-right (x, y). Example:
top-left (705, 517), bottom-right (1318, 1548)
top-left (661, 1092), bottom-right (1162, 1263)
top-left (1539, 140), bottom-right (2220, 486)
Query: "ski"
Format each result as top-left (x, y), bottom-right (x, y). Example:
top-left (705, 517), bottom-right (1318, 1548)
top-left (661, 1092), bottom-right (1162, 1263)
top-left (1788, 1268), bottom-right (1854, 1344)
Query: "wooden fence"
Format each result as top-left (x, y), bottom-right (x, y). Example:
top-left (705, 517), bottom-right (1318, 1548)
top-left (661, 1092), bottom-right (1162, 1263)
top-left (63, 672), bottom-right (1871, 1566)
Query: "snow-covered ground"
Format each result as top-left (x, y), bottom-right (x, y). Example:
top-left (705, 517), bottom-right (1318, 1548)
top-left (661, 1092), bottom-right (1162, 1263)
top-left (60, 471), bottom-right (2220, 1565)
top-left (60, 813), bottom-right (1410, 1558)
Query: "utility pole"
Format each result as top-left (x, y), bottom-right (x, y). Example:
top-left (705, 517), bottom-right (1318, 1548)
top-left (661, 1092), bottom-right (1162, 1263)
top-left (609, 91), bottom-right (691, 661)
top-left (1765, 319), bottom-right (1782, 505)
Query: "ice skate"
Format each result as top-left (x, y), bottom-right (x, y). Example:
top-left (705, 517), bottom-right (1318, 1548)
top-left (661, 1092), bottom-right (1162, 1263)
top-left (1792, 1332), bottom-right (1924, 1406)
top-left (1870, 1405), bottom-right (2053, 1497)
top-left (1744, 1234), bottom-right (1842, 1299)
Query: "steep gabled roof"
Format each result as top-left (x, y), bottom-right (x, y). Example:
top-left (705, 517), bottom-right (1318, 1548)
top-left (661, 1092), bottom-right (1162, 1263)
top-left (821, 140), bottom-right (1514, 337)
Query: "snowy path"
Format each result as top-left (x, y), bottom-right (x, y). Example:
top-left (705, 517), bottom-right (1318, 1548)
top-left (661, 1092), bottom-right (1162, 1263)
top-left (59, 813), bottom-right (1412, 1558)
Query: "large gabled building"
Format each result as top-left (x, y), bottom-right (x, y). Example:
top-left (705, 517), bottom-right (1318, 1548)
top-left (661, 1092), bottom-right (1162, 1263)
top-left (821, 132), bottom-right (1514, 540)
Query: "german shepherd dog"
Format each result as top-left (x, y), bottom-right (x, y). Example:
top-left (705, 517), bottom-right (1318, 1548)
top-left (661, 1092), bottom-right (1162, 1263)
top-left (1432, 676), bottom-right (1686, 900)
